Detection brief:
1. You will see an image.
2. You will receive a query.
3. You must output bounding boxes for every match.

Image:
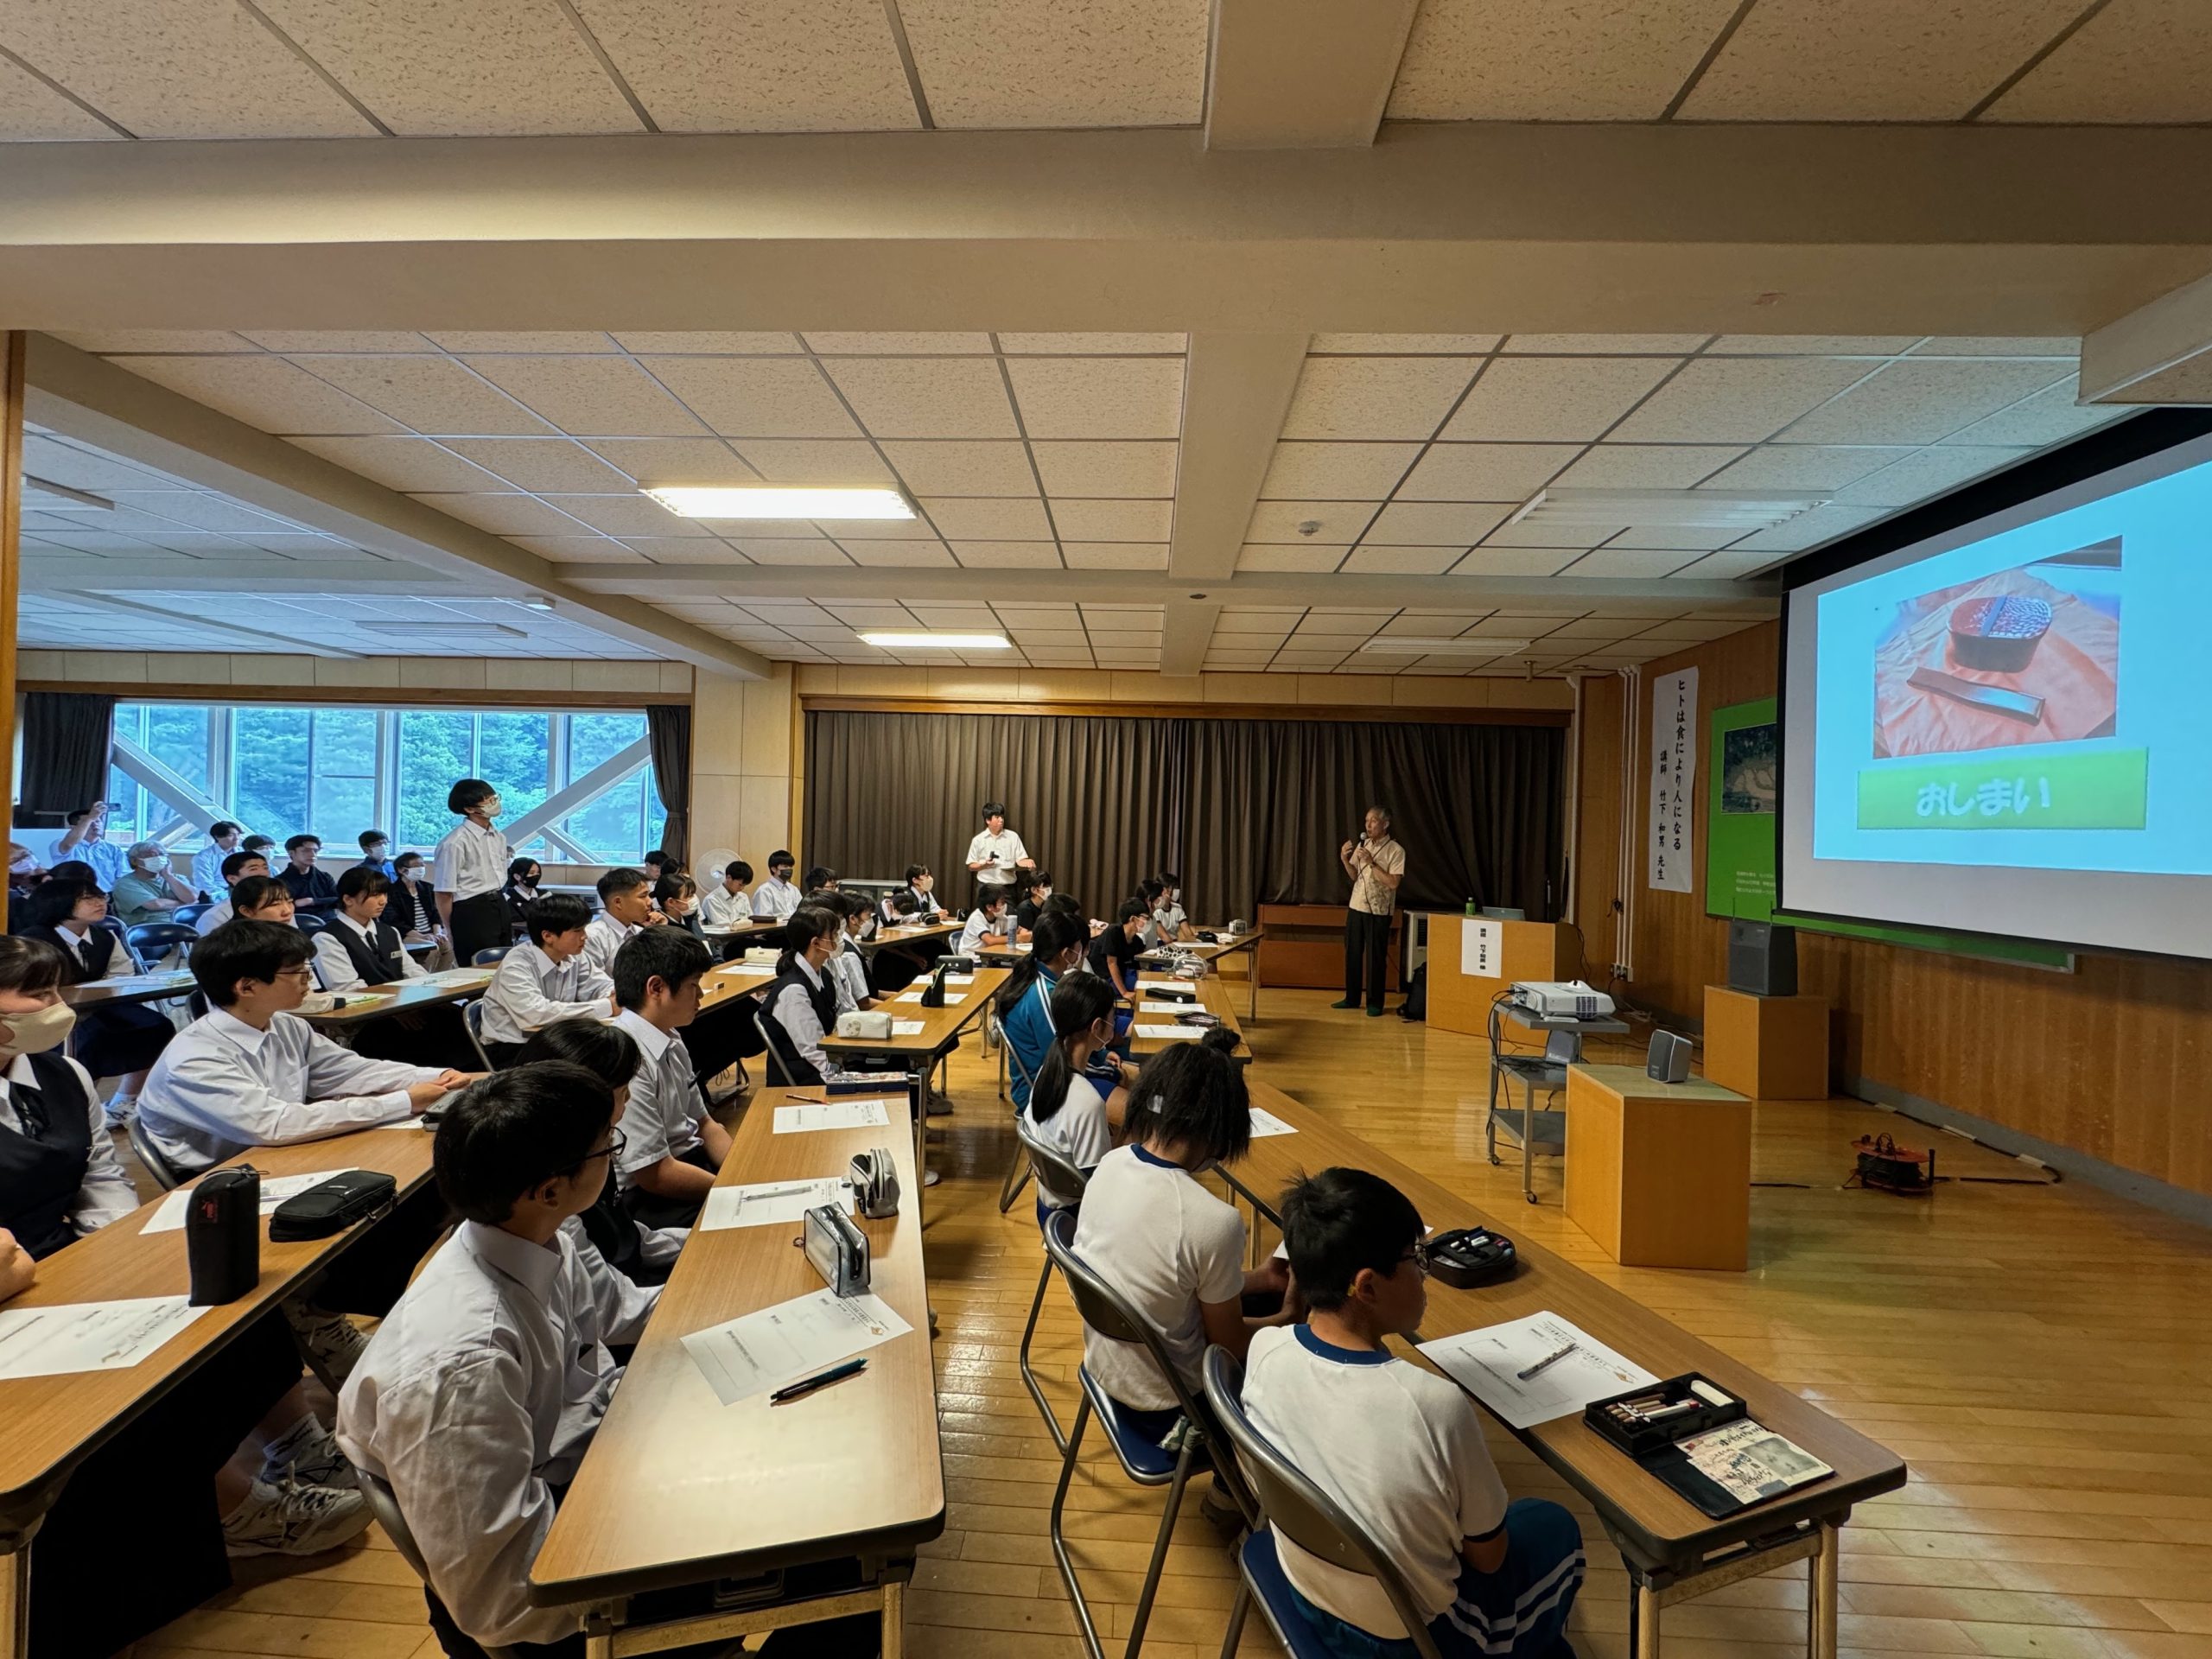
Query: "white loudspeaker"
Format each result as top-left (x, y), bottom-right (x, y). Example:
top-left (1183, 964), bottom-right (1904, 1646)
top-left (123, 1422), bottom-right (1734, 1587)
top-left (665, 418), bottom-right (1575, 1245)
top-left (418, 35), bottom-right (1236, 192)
top-left (1646, 1030), bottom-right (1692, 1084)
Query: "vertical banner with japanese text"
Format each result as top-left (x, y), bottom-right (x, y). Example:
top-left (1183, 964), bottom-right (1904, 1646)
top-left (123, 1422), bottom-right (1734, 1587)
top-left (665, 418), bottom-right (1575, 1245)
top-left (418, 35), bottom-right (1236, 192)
top-left (1647, 668), bottom-right (1698, 893)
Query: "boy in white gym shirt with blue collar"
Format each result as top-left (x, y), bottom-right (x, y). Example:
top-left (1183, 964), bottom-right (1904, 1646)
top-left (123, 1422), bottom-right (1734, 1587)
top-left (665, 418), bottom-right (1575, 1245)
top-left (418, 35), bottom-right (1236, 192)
top-left (1242, 1167), bottom-right (1585, 1658)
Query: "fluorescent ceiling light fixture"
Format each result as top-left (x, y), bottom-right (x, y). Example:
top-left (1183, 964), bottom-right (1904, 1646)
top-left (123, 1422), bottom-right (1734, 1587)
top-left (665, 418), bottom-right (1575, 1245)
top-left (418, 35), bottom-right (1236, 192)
top-left (1507, 488), bottom-right (1826, 530)
top-left (1359, 637), bottom-right (1529, 656)
top-left (360, 620), bottom-right (525, 640)
top-left (23, 477), bottom-right (113, 512)
top-left (857, 632), bottom-right (1013, 650)
top-left (644, 486), bottom-right (915, 520)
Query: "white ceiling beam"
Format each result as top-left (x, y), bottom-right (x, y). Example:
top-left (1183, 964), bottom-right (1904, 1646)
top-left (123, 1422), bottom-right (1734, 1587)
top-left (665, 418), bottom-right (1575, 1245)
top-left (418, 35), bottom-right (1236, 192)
top-left (3, 127), bottom-right (2210, 336)
top-left (57, 589), bottom-right (367, 659)
top-left (1205, 0), bottom-right (1419, 149)
top-left (22, 336), bottom-right (772, 681)
top-left (2079, 268), bottom-right (2212, 404)
top-left (1160, 602), bottom-right (1224, 677)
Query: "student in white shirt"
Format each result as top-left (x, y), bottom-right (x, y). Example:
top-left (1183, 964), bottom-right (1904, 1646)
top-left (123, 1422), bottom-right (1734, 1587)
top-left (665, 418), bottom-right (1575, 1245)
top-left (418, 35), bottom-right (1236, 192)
top-left (957, 886), bottom-right (1014, 955)
top-left (701, 859), bottom-right (753, 927)
top-left (1242, 1169), bottom-right (1584, 1658)
top-left (480, 893), bottom-right (616, 1065)
top-left (884, 864), bottom-right (944, 924)
top-left (1019, 971), bottom-right (1123, 1217)
top-left (1154, 871), bottom-right (1188, 944)
top-left (190, 820), bottom-right (244, 899)
top-left (1071, 1030), bottom-right (1294, 1443)
top-left (826, 892), bottom-right (876, 1014)
top-left (750, 849), bottom-right (802, 920)
top-left (583, 866), bottom-right (664, 976)
top-left (336, 1064), bottom-right (659, 1655)
top-left (227, 874), bottom-right (297, 928)
top-left (965, 801), bottom-right (1033, 893)
top-left (48, 804), bottom-right (130, 891)
top-left (761, 906), bottom-right (874, 1095)
top-left (194, 849), bottom-right (270, 934)
top-left (1132, 878), bottom-right (1169, 948)
top-left (606, 927), bottom-right (731, 1228)
top-left (433, 778), bottom-right (512, 967)
top-left (18, 879), bottom-right (172, 1127)
top-left (387, 849), bottom-right (441, 942)
top-left (310, 866), bottom-right (429, 994)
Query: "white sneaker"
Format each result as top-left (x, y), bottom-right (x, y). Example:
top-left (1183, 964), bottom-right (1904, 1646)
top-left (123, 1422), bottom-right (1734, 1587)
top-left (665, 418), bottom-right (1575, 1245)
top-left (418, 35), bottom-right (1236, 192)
top-left (222, 1476), bottom-right (372, 1558)
top-left (260, 1414), bottom-right (358, 1491)
top-left (101, 1095), bottom-right (135, 1129)
top-left (285, 1304), bottom-right (370, 1384)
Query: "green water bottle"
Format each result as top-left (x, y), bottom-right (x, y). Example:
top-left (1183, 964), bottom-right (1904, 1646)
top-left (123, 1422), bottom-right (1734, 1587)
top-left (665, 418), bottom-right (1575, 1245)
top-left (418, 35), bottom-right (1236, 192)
top-left (1465, 897), bottom-right (1477, 917)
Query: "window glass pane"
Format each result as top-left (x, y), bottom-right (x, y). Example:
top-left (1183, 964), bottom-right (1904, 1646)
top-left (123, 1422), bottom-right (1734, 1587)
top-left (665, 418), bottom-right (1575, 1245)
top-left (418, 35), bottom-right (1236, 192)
top-left (310, 709), bottom-right (378, 845)
top-left (232, 709), bottom-right (311, 842)
top-left (563, 774), bottom-right (645, 863)
top-left (146, 706), bottom-right (212, 791)
top-left (569, 713), bottom-right (645, 774)
top-left (105, 765), bottom-right (145, 849)
top-left (478, 714), bottom-right (550, 823)
top-left (397, 712), bottom-right (474, 848)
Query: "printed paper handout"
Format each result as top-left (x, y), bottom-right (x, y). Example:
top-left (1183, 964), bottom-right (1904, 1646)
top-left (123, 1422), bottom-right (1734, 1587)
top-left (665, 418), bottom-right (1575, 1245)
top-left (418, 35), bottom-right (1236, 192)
top-left (1247, 1106), bottom-right (1296, 1138)
top-left (0, 1296), bottom-right (211, 1380)
top-left (701, 1178), bottom-right (853, 1231)
top-left (772, 1097), bottom-right (894, 1134)
top-left (681, 1288), bottom-right (912, 1407)
top-left (1419, 1312), bottom-right (1657, 1430)
top-left (142, 1169), bottom-right (346, 1235)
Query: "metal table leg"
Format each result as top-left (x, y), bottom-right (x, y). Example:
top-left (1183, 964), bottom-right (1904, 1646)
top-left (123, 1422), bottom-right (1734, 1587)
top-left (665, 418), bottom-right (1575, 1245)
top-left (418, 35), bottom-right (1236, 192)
top-left (1808, 1521), bottom-right (1840, 1659)
top-left (3, 1535), bottom-right (29, 1659)
top-left (1522, 1073), bottom-right (1538, 1204)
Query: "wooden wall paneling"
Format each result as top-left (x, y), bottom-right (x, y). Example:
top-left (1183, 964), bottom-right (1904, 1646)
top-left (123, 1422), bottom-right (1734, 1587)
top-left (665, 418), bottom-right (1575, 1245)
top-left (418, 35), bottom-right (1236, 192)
top-left (1, 334), bottom-right (20, 932)
top-left (1601, 619), bottom-right (2212, 1198)
top-left (1571, 673), bottom-right (1625, 984)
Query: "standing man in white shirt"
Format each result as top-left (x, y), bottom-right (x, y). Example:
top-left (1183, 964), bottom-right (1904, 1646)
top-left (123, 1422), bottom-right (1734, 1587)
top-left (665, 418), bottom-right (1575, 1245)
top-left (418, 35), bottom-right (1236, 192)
top-left (191, 820), bottom-right (244, 899)
top-left (750, 849), bottom-right (802, 919)
top-left (433, 778), bottom-right (511, 969)
top-left (1335, 804), bottom-right (1407, 1019)
top-left (965, 802), bottom-right (1034, 899)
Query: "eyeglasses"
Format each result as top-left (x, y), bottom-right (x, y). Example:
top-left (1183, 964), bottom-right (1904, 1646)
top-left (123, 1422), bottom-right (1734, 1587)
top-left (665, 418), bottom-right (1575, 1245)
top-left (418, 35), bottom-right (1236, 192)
top-left (581, 1129), bottom-right (626, 1166)
top-left (1401, 1239), bottom-right (1432, 1276)
top-left (274, 966), bottom-right (316, 983)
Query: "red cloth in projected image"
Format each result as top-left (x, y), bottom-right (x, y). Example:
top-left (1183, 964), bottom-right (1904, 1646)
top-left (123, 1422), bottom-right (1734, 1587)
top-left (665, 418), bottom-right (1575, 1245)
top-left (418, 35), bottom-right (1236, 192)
top-left (1872, 569), bottom-right (2119, 759)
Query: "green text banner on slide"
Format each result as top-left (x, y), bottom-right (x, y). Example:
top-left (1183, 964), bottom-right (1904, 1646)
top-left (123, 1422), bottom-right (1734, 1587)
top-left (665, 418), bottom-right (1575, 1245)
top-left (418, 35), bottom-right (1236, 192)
top-left (1707, 697), bottom-right (2070, 969)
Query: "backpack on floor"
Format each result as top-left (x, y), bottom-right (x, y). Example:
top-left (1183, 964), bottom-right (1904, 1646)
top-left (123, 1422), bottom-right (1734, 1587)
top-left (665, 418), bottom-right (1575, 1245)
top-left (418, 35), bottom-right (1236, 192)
top-left (1398, 963), bottom-right (1427, 1021)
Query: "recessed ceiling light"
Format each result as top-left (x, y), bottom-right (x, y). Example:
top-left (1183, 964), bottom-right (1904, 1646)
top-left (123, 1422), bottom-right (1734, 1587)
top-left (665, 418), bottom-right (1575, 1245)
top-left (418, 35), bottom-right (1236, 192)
top-left (23, 476), bottom-right (113, 512)
top-left (1507, 488), bottom-right (1825, 530)
top-left (857, 632), bottom-right (1013, 650)
top-left (644, 486), bottom-right (915, 520)
top-left (518, 596), bottom-right (556, 612)
top-left (1358, 637), bottom-right (1529, 656)
top-left (360, 621), bottom-right (525, 639)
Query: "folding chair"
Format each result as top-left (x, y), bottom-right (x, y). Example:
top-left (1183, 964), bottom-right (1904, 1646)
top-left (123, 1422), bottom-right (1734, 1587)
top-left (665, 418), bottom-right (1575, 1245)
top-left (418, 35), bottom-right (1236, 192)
top-left (353, 1466), bottom-right (527, 1659)
top-left (124, 921), bottom-right (198, 971)
top-left (1014, 1116), bottom-right (1090, 1452)
top-left (461, 999), bottom-right (498, 1070)
top-left (126, 1115), bottom-right (189, 1192)
top-left (471, 945), bottom-right (514, 967)
top-left (997, 1028), bottom-right (1039, 1214)
top-left (1202, 1347), bottom-right (1446, 1659)
top-left (1039, 1208), bottom-right (1255, 1659)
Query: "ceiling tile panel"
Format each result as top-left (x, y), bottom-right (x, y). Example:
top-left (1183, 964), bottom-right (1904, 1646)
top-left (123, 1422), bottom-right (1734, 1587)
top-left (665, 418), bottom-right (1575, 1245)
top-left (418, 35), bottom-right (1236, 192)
top-left (296, 355), bottom-right (557, 435)
top-left (1679, 0), bottom-right (2087, 121)
top-left (1776, 359), bottom-right (2070, 444)
top-left (1611, 357), bottom-right (1874, 443)
top-left (437, 438), bottom-right (635, 493)
top-left (114, 356), bottom-right (403, 435)
top-left (1000, 333), bottom-right (1187, 354)
top-left (1669, 549), bottom-right (1786, 580)
top-left (1502, 335), bottom-right (1710, 354)
top-left (1551, 444), bottom-right (1746, 489)
top-left (1395, 443), bottom-right (1578, 501)
top-left (541, 494), bottom-right (710, 537)
top-left (1260, 442), bottom-right (1421, 499)
top-left (734, 540), bottom-right (853, 565)
top-left (1984, 0), bottom-right (2212, 124)
top-left (640, 358), bottom-right (861, 438)
top-left (1340, 546), bottom-right (1463, 575)
top-left (1942, 381), bottom-right (2131, 447)
top-left (1909, 336), bottom-right (2080, 357)
top-left (898, 0), bottom-right (1209, 129)
top-left (1029, 441), bottom-right (1178, 497)
top-left (1829, 445), bottom-right (2032, 506)
top-left (1063, 543), bottom-right (1168, 569)
top-left (1707, 335), bottom-right (1923, 354)
top-left (1052, 499), bottom-right (1173, 540)
top-left (1441, 357), bottom-right (1675, 442)
top-left (728, 440), bottom-right (894, 484)
top-left (460, 355), bottom-right (708, 436)
top-left (821, 356), bottom-right (1017, 437)
top-left (586, 438), bottom-right (760, 485)
top-left (253, 0), bottom-right (642, 136)
top-left (920, 497), bottom-right (1055, 539)
top-left (410, 493), bottom-right (590, 536)
top-left (1245, 500), bottom-right (1377, 543)
top-left (1557, 549), bottom-right (1695, 578)
top-left (804, 332), bottom-right (996, 355)
top-left (610, 332), bottom-right (804, 354)
top-left (840, 541), bottom-right (958, 566)
top-left (0, 0), bottom-right (377, 137)
top-left (1724, 503), bottom-right (1889, 552)
top-left (1281, 357), bottom-right (1479, 441)
top-left (575, 0), bottom-right (918, 132)
top-left (1389, 0), bottom-right (1743, 119)
top-left (1237, 545), bottom-right (1346, 573)
top-left (0, 54), bottom-right (118, 139)
top-left (1310, 334), bottom-right (1501, 354)
top-left (950, 541), bottom-right (1064, 568)
top-left (1363, 501), bottom-right (1511, 544)
top-left (1697, 444), bottom-right (1915, 491)
top-left (878, 440), bottom-right (1037, 496)
top-left (1005, 357), bottom-right (1185, 439)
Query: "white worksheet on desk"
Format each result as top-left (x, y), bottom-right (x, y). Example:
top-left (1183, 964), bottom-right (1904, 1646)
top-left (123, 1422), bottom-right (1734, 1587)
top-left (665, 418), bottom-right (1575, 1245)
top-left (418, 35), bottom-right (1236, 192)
top-left (772, 1097), bottom-right (894, 1134)
top-left (1134, 1023), bottom-right (1202, 1041)
top-left (0, 1296), bottom-right (211, 1380)
top-left (889, 1020), bottom-right (926, 1036)
top-left (701, 1177), bottom-right (852, 1232)
top-left (1419, 1311), bottom-right (1657, 1430)
top-left (941, 974), bottom-right (976, 985)
top-left (681, 1288), bottom-right (912, 1407)
top-left (1247, 1106), bottom-right (1296, 1138)
top-left (421, 968), bottom-right (494, 986)
top-left (141, 1169), bottom-right (346, 1234)
top-left (893, 991), bottom-right (964, 1005)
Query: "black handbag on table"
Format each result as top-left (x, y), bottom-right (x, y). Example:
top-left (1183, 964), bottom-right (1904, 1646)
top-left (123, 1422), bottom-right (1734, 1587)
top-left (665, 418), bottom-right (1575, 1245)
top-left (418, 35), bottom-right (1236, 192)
top-left (270, 1169), bottom-right (397, 1241)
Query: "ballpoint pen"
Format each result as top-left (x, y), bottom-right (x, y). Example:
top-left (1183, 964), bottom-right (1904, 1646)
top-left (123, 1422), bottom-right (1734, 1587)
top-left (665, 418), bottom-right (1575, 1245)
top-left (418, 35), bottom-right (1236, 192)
top-left (770, 1357), bottom-right (868, 1404)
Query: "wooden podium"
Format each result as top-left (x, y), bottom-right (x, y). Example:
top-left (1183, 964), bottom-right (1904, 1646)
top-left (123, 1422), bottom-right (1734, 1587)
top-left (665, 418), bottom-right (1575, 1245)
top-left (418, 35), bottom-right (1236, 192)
top-left (1701, 986), bottom-right (1831, 1101)
top-left (1425, 914), bottom-right (1576, 1038)
top-left (1565, 1064), bottom-right (1752, 1271)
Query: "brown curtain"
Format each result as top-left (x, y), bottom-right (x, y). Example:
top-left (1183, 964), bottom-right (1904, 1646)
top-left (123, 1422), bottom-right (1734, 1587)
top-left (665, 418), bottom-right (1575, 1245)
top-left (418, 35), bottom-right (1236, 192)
top-left (20, 691), bottom-right (118, 818)
top-left (804, 710), bottom-right (1185, 912)
top-left (804, 709), bottom-right (1565, 922)
top-left (645, 703), bottom-right (691, 863)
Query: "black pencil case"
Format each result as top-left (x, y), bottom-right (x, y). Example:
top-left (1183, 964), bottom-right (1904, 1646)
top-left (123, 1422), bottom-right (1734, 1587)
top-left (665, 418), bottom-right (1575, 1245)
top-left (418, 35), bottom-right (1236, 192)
top-left (269, 1169), bottom-right (397, 1241)
top-left (1586, 1371), bottom-right (1745, 1457)
top-left (1426, 1226), bottom-right (1517, 1287)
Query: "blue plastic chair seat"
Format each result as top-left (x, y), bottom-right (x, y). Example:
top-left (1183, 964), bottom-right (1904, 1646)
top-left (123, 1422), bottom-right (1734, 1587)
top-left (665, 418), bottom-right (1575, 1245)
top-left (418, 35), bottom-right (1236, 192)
top-left (1240, 1528), bottom-right (1376, 1659)
top-left (1076, 1365), bottom-right (1209, 1484)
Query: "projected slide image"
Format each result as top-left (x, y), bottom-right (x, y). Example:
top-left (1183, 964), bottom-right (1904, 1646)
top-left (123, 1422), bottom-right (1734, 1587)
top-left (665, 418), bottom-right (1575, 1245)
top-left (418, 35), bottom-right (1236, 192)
top-left (1871, 540), bottom-right (2120, 761)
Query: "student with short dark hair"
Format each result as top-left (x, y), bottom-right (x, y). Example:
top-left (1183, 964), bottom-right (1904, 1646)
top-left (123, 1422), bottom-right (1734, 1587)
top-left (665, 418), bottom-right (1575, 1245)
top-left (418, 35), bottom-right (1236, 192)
top-left (311, 866), bottom-right (428, 994)
top-left (279, 834), bottom-right (340, 915)
top-left (194, 849), bottom-right (273, 936)
top-left (1132, 878), bottom-right (1168, 947)
top-left (48, 804), bottom-right (127, 890)
top-left (1020, 972), bottom-right (1125, 1211)
top-left (336, 1064), bottom-right (659, 1656)
top-left (389, 849), bottom-right (439, 940)
top-left (435, 779), bottom-right (512, 967)
top-left (701, 860), bottom-right (753, 927)
top-left (994, 911), bottom-right (1100, 1112)
top-left (762, 906), bottom-right (847, 1089)
top-left (957, 885), bottom-right (1013, 955)
top-left (653, 871), bottom-right (706, 939)
top-left (480, 894), bottom-right (615, 1066)
top-left (19, 879), bottom-right (171, 1127)
top-left (503, 856), bottom-right (544, 938)
top-left (886, 864), bottom-right (943, 925)
top-left (1072, 1031), bottom-right (1294, 1446)
top-left (1013, 870), bottom-right (1053, 938)
top-left (229, 874), bottom-right (297, 926)
top-left (1244, 1168), bottom-right (1585, 1659)
top-left (584, 867), bottom-right (664, 976)
top-left (191, 820), bottom-right (245, 899)
top-left (1087, 897), bottom-right (1148, 999)
top-left (751, 849), bottom-right (802, 919)
top-left (824, 892), bottom-right (877, 1014)
top-left (641, 849), bottom-right (673, 883)
top-left (607, 927), bottom-right (730, 1228)
top-left (358, 830), bottom-right (395, 880)
top-left (803, 865), bottom-right (837, 893)
top-left (241, 833), bottom-right (277, 860)
top-left (1154, 871), bottom-right (1187, 943)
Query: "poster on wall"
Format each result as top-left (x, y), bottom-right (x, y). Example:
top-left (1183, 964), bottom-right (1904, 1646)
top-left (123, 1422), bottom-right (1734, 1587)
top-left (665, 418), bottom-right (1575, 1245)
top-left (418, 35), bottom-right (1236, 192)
top-left (1647, 668), bottom-right (1698, 892)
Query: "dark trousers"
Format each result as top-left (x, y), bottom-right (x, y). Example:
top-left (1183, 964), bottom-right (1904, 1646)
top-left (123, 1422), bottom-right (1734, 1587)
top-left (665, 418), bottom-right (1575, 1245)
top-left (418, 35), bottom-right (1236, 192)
top-left (1343, 907), bottom-right (1392, 1011)
top-left (308, 1184), bottom-right (449, 1317)
top-left (30, 1312), bottom-right (302, 1659)
top-left (448, 892), bottom-right (510, 969)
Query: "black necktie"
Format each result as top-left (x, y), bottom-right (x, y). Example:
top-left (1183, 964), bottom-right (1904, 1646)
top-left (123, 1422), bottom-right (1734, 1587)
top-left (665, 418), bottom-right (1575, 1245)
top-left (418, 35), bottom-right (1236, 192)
top-left (10, 1076), bottom-right (48, 1139)
top-left (78, 934), bottom-right (101, 976)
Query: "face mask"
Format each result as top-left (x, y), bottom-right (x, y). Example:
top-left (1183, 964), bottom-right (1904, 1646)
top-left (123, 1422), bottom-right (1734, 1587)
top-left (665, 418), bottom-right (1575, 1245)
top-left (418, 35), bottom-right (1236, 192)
top-left (136, 855), bottom-right (167, 873)
top-left (0, 1001), bottom-right (77, 1059)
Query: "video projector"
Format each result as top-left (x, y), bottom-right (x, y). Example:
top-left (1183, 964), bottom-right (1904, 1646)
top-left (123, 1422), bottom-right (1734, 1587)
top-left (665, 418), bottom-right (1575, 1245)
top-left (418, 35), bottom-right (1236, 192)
top-left (1509, 980), bottom-right (1615, 1020)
